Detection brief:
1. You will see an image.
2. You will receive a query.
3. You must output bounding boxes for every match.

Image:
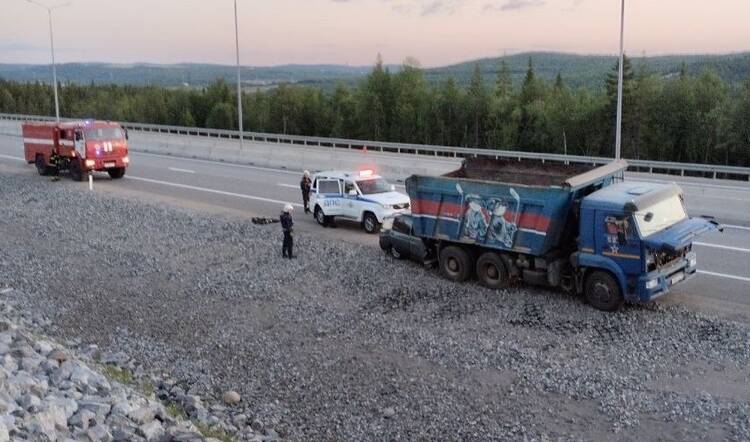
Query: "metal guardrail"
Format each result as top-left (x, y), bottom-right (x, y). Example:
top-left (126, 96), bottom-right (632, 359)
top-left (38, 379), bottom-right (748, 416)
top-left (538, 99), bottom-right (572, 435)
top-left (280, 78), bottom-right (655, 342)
top-left (2, 112), bottom-right (749, 181)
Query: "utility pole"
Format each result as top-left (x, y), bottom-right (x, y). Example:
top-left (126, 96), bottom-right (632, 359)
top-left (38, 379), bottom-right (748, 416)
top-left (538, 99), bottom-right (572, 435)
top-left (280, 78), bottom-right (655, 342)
top-left (26, 0), bottom-right (71, 122)
top-left (615, 0), bottom-right (625, 160)
top-left (233, 0), bottom-right (244, 150)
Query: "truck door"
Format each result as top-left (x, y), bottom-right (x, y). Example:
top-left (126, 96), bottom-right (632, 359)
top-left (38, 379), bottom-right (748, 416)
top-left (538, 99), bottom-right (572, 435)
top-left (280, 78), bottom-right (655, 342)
top-left (317, 179), bottom-right (344, 217)
top-left (74, 130), bottom-right (86, 158)
top-left (598, 212), bottom-right (642, 277)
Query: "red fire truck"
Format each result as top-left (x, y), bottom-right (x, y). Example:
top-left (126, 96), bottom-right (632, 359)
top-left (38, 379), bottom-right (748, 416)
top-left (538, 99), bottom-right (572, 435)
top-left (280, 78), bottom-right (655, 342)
top-left (23, 120), bottom-right (130, 181)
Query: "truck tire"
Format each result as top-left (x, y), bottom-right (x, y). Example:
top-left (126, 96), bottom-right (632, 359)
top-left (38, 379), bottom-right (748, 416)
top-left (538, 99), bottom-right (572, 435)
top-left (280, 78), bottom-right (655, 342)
top-left (584, 271), bottom-right (624, 312)
top-left (362, 212), bottom-right (381, 234)
top-left (476, 252), bottom-right (509, 290)
top-left (35, 155), bottom-right (54, 176)
top-left (439, 245), bottom-right (473, 282)
top-left (107, 167), bottom-right (126, 179)
top-left (69, 159), bottom-right (84, 182)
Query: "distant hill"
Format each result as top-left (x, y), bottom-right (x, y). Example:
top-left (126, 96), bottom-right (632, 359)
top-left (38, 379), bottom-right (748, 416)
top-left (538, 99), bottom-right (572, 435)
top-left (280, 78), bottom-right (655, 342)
top-left (426, 52), bottom-right (750, 89)
top-left (1, 52), bottom-right (749, 90)
top-left (0, 62), bottom-right (395, 89)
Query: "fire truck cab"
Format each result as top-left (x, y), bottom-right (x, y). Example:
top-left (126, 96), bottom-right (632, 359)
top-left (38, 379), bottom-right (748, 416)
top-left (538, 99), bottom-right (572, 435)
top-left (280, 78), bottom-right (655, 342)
top-left (23, 120), bottom-right (130, 181)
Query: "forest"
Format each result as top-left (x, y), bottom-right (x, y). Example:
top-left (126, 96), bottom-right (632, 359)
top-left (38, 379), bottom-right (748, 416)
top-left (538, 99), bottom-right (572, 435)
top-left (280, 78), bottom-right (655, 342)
top-left (1, 55), bottom-right (749, 167)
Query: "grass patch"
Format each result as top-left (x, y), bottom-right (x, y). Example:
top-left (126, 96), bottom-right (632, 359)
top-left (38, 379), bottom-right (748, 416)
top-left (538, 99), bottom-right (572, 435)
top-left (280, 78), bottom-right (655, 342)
top-left (164, 401), bottom-right (188, 420)
top-left (138, 379), bottom-right (155, 397)
top-left (194, 422), bottom-right (234, 442)
top-left (101, 364), bottom-right (133, 384)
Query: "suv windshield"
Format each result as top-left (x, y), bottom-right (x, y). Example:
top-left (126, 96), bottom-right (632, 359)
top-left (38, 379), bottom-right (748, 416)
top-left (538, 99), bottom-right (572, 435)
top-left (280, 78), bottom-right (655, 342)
top-left (85, 128), bottom-right (124, 141)
top-left (357, 178), bottom-right (391, 195)
top-left (634, 195), bottom-right (687, 237)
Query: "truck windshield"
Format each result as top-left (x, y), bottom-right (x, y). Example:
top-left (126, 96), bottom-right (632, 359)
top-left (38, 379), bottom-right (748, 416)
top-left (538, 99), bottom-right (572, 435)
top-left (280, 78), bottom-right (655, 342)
top-left (356, 178), bottom-right (391, 195)
top-left (85, 128), bottom-right (124, 141)
top-left (633, 195), bottom-right (688, 237)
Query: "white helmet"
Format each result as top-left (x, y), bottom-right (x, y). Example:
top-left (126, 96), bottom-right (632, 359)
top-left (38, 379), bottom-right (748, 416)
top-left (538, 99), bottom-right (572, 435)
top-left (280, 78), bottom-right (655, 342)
top-left (303, 170), bottom-right (310, 178)
top-left (283, 204), bottom-right (294, 213)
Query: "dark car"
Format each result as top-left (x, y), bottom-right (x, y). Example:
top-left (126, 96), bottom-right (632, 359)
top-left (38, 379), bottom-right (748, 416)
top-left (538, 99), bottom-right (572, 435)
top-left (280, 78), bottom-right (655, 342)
top-left (379, 214), bottom-right (428, 261)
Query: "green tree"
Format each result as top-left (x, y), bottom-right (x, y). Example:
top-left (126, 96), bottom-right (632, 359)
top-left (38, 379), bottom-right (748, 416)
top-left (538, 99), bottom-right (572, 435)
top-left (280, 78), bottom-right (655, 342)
top-left (467, 64), bottom-right (489, 147)
top-left (205, 102), bottom-right (235, 129)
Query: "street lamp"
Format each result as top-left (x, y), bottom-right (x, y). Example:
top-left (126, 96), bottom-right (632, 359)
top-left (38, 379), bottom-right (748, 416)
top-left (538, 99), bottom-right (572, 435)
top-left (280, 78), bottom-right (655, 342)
top-left (25, 0), bottom-right (71, 122)
top-left (615, 0), bottom-right (625, 160)
top-left (233, 0), bottom-right (244, 151)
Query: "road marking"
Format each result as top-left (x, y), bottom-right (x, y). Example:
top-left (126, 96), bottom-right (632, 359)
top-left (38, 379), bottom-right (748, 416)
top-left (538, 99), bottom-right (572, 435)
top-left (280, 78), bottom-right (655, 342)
top-left (686, 194), bottom-right (749, 202)
top-left (628, 177), bottom-right (750, 193)
top-left (697, 270), bottom-right (750, 283)
top-left (0, 154), bottom-right (25, 162)
top-left (694, 242), bottom-right (750, 254)
top-left (132, 151), bottom-right (301, 176)
top-left (277, 183), bottom-right (298, 189)
top-left (723, 224), bottom-right (750, 232)
top-left (168, 167), bottom-right (195, 174)
top-left (126, 176), bottom-right (304, 208)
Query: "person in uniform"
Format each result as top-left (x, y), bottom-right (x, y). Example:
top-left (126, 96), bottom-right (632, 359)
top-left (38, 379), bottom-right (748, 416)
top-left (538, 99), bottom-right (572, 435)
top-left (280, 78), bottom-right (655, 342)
top-left (300, 170), bottom-right (312, 214)
top-left (280, 204), bottom-right (295, 258)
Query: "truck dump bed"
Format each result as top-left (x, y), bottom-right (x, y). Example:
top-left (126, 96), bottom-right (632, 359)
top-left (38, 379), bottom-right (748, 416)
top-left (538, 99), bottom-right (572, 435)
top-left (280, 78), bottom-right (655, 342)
top-left (406, 158), bottom-right (627, 256)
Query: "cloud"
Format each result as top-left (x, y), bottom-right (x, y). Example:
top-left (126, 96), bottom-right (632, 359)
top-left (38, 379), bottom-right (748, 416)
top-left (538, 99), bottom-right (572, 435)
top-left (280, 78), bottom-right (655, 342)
top-left (332, 0), bottom-right (465, 16)
top-left (484, 0), bottom-right (546, 12)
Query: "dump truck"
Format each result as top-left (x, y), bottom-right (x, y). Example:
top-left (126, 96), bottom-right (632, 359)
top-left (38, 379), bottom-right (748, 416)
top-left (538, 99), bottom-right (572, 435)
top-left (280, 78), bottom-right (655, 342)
top-left (405, 158), bottom-right (721, 311)
top-left (23, 120), bottom-right (130, 181)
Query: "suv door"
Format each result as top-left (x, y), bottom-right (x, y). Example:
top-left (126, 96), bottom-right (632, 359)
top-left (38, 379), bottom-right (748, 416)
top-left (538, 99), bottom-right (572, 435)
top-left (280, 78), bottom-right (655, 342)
top-left (317, 179), bottom-right (344, 217)
top-left (343, 180), bottom-right (360, 219)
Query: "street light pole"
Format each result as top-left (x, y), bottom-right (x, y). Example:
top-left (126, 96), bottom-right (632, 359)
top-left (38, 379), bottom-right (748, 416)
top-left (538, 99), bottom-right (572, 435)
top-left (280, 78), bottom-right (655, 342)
top-left (233, 0), bottom-right (244, 151)
top-left (26, 0), bottom-right (70, 123)
top-left (615, 0), bottom-right (625, 160)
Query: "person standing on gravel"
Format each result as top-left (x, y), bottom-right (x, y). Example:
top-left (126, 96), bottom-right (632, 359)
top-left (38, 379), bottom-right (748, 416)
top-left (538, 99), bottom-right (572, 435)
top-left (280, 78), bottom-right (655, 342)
top-left (300, 171), bottom-right (312, 214)
top-left (280, 204), bottom-right (295, 259)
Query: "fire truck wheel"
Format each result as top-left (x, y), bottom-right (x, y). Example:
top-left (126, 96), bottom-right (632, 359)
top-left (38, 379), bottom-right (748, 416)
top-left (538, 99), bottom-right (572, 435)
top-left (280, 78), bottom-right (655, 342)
top-left (107, 168), bottom-right (126, 179)
top-left (69, 159), bottom-right (84, 182)
top-left (584, 270), bottom-right (624, 312)
top-left (35, 155), bottom-right (52, 176)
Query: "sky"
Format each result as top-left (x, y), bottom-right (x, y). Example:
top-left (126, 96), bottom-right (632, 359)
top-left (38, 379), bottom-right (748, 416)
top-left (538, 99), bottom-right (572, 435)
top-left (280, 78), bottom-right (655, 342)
top-left (1, 0), bottom-right (749, 67)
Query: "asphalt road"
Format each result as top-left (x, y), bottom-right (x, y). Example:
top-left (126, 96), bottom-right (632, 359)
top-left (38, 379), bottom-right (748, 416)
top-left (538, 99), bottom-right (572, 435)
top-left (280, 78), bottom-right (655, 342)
top-left (2, 132), bottom-right (749, 319)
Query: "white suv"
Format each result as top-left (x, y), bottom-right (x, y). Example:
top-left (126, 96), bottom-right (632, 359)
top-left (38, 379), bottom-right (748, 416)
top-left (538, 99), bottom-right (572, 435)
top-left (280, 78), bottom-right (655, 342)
top-left (310, 170), bottom-right (411, 233)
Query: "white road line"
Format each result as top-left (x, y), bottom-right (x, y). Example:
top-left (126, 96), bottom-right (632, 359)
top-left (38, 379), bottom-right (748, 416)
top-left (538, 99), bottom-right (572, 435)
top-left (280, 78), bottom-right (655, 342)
top-left (277, 183), bottom-right (298, 189)
top-left (697, 270), bottom-right (750, 283)
top-left (686, 194), bottom-right (749, 202)
top-left (0, 154), bottom-right (25, 162)
top-left (132, 151), bottom-right (301, 176)
top-left (724, 224), bottom-right (750, 232)
top-left (127, 176), bottom-right (304, 208)
top-left (168, 167), bottom-right (195, 174)
top-left (694, 242), bottom-right (750, 254)
top-left (628, 177), bottom-right (750, 193)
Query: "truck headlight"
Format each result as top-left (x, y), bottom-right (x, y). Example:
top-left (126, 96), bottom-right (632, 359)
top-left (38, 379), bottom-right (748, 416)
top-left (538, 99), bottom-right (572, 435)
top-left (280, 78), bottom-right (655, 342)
top-left (688, 256), bottom-right (697, 268)
top-left (645, 279), bottom-right (659, 290)
top-left (122, 156), bottom-right (130, 164)
top-left (84, 159), bottom-right (96, 168)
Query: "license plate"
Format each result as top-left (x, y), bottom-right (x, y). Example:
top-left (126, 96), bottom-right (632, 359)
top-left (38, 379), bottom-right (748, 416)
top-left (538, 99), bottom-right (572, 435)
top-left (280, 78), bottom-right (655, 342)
top-left (670, 273), bottom-right (685, 285)
top-left (104, 162), bottom-right (115, 168)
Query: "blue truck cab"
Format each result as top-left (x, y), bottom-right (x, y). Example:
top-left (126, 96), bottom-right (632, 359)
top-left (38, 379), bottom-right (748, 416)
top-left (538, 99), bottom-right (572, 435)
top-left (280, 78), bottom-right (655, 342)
top-left (577, 181), bottom-right (719, 306)
top-left (406, 158), bottom-right (721, 311)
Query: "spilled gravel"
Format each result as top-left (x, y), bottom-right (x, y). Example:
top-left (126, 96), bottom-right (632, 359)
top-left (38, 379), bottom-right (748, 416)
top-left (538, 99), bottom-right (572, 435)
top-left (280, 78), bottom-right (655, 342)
top-left (1, 172), bottom-right (749, 441)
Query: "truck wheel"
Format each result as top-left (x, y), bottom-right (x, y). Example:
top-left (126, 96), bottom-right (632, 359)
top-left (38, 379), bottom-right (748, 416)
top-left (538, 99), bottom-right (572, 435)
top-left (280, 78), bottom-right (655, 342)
top-left (107, 167), bottom-right (126, 179)
top-left (476, 252), bottom-right (509, 289)
top-left (584, 271), bottom-right (624, 312)
top-left (439, 245), bottom-right (473, 282)
top-left (35, 155), bottom-right (52, 176)
top-left (69, 159), bottom-right (84, 182)
top-left (314, 206), bottom-right (327, 226)
top-left (363, 212), bottom-right (381, 234)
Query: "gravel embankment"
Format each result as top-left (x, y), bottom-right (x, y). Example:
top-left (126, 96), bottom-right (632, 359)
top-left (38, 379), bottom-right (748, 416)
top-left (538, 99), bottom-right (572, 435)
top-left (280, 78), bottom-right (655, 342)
top-left (0, 289), bottom-right (219, 441)
top-left (0, 172), bottom-right (749, 441)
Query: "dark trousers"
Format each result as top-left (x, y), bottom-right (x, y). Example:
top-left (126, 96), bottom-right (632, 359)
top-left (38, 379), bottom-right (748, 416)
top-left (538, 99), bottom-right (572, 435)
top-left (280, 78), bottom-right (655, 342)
top-left (302, 192), bottom-right (310, 212)
top-left (282, 231), bottom-right (294, 258)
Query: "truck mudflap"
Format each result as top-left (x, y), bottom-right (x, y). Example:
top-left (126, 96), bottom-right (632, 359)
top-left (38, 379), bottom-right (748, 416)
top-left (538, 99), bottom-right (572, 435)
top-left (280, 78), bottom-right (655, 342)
top-left (632, 251), bottom-right (698, 303)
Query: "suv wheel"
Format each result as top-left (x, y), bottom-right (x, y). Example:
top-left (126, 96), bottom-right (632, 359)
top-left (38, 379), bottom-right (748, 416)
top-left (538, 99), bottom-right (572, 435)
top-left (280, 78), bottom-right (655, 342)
top-left (363, 212), bottom-right (381, 234)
